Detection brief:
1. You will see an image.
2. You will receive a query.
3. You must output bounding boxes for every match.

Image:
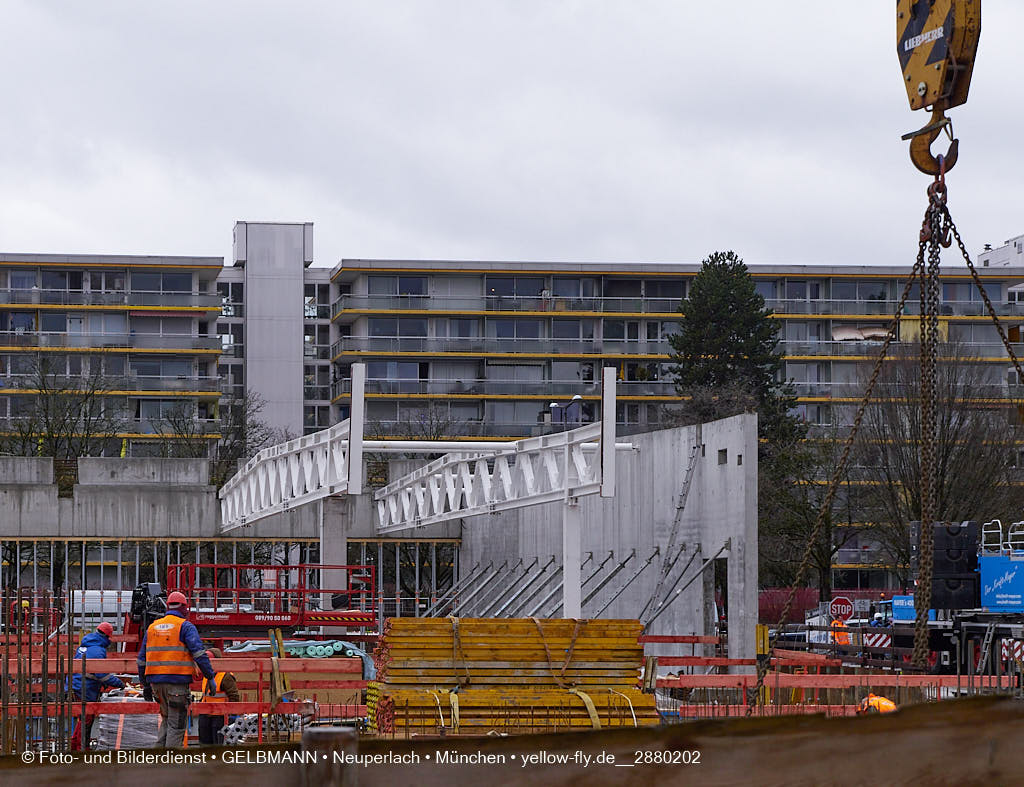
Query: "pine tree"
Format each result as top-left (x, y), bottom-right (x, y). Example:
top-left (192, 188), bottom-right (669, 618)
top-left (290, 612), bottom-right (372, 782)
top-left (668, 250), bottom-right (799, 444)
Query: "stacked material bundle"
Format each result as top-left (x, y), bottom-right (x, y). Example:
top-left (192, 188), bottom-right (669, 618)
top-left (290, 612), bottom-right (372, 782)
top-left (93, 694), bottom-right (159, 750)
top-left (368, 618), bottom-right (657, 734)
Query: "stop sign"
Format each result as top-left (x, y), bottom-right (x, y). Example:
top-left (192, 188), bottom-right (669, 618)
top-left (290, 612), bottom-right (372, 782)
top-left (830, 596), bottom-right (854, 621)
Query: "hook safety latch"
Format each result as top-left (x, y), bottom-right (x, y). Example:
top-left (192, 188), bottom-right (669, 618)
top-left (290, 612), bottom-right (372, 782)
top-left (901, 108), bottom-right (958, 177)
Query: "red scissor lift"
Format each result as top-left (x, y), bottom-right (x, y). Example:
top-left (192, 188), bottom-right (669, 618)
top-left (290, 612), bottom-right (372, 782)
top-left (165, 563), bottom-right (376, 635)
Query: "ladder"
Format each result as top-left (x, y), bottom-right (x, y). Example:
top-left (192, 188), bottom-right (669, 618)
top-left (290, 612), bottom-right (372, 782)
top-left (976, 622), bottom-right (996, 677)
top-left (643, 441), bottom-right (700, 617)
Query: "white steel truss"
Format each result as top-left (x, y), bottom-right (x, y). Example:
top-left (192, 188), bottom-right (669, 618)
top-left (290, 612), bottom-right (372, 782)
top-left (375, 421), bottom-right (605, 534)
top-left (219, 366), bottom-right (365, 530)
top-left (217, 365), bottom-right (620, 617)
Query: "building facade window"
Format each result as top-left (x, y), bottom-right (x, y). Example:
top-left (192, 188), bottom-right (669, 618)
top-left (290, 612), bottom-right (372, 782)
top-left (131, 271), bottom-right (193, 293)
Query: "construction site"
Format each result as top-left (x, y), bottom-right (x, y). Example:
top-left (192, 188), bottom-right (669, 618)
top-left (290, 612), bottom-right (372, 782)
top-left (5, 2), bottom-right (1024, 785)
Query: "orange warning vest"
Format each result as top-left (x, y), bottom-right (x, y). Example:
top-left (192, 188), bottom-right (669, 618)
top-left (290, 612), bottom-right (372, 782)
top-left (143, 614), bottom-right (194, 678)
top-left (201, 672), bottom-right (230, 703)
top-left (859, 693), bottom-right (897, 714)
top-left (831, 619), bottom-right (850, 645)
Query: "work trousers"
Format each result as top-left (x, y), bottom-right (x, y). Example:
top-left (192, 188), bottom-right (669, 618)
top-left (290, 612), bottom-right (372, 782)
top-left (152, 683), bottom-right (190, 748)
top-left (69, 691), bottom-right (95, 751)
top-left (198, 713), bottom-right (227, 744)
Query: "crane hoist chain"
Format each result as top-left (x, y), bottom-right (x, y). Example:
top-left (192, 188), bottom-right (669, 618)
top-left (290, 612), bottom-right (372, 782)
top-left (748, 167), bottom-right (1024, 704)
top-left (913, 171), bottom-right (947, 669)
top-left (746, 1), bottom-right (992, 707)
top-left (746, 241), bottom-right (926, 713)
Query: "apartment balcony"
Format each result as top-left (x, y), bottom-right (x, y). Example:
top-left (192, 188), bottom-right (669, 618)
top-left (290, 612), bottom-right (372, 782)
top-left (767, 298), bottom-right (1024, 318)
top-left (332, 294), bottom-right (1024, 320)
top-left (0, 416), bottom-right (221, 436)
top-left (790, 380), bottom-right (1021, 399)
top-left (122, 375), bottom-right (222, 393)
top-left (0, 331), bottom-right (222, 352)
top-left (329, 335), bottom-right (1024, 363)
top-left (0, 374), bottom-right (223, 394)
top-left (332, 294), bottom-right (682, 319)
top-left (331, 377), bottom-right (678, 400)
top-left (781, 340), bottom-right (1024, 359)
top-left (130, 418), bottom-right (221, 435)
top-left (364, 419), bottom-right (647, 439)
top-left (330, 336), bottom-right (668, 358)
top-left (0, 289), bottom-right (221, 309)
top-left (363, 419), bottom-right (558, 439)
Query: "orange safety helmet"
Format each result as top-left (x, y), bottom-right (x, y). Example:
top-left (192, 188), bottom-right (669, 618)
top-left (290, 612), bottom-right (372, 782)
top-left (97, 621), bottom-right (114, 637)
top-left (166, 591), bottom-right (188, 609)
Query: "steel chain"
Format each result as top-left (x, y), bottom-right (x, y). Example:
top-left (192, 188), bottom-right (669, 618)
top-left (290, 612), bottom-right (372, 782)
top-left (746, 171), bottom-right (1015, 704)
top-left (912, 181), bottom-right (945, 670)
top-left (945, 208), bottom-right (1024, 387)
top-left (746, 246), bottom-right (926, 714)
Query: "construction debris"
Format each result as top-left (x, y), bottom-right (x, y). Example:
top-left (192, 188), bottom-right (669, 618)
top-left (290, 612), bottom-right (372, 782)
top-left (368, 618), bottom-right (658, 734)
top-left (220, 713), bottom-right (305, 745)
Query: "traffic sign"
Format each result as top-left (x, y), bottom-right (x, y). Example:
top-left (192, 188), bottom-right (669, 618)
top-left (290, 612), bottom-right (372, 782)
top-left (829, 596), bottom-right (854, 621)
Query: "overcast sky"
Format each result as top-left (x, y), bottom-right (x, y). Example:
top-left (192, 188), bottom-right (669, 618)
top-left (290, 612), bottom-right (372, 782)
top-left (1, 2), bottom-right (1021, 269)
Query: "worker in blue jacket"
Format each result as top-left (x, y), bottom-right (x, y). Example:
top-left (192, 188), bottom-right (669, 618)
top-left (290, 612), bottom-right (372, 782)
top-left (69, 622), bottom-right (125, 750)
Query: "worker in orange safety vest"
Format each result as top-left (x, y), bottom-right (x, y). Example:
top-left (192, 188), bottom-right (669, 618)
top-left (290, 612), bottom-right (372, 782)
top-left (831, 617), bottom-right (850, 646)
top-left (197, 647), bottom-right (240, 744)
top-left (137, 591), bottom-right (216, 748)
top-left (856, 693), bottom-right (897, 715)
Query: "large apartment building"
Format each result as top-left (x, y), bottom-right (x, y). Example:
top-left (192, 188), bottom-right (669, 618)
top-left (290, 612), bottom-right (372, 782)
top-left (327, 259), bottom-right (1024, 437)
top-left (324, 257), bottom-right (1024, 592)
top-left (0, 253), bottom-right (223, 456)
top-left (8, 224), bottom-right (1024, 588)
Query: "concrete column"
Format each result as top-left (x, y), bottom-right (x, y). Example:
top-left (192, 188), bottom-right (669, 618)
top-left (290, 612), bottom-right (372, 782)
top-left (727, 415), bottom-right (759, 673)
top-left (562, 500), bottom-right (582, 618)
top-left (320, 499), bottom-right (350, 637)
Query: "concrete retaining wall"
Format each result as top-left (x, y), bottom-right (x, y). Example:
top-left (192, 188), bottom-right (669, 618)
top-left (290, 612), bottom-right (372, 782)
top-left (456, 415), bottom-right (758, 663)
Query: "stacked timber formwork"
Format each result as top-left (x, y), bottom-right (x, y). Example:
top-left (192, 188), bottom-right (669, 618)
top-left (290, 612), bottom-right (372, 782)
top-left (368, 617), bottom-right (658, 735)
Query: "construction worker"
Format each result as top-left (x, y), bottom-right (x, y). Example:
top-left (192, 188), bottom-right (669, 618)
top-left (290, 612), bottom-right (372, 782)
top-left (856, 693), bottom-right (897, 715)
top-left (137, 591), bottom-right (216, 748)
top-left (12, 599), bottom-right (31, 632)
top-left (870, 612), bottom-right (885, 628)
top-left (830, 617), bottom-right (850, 646)
top-left (68, 622), bottom-right (124, 751)
top-left (197, 647), bottom-right (240, 745)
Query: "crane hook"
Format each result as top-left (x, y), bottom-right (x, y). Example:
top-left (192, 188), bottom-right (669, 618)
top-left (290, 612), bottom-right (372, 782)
top-left (901, 107), bottom-right (959, 177)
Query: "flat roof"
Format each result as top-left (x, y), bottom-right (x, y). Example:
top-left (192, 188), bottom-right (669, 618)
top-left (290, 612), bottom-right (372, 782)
top-left (0, 253), bottom-right (224, 268)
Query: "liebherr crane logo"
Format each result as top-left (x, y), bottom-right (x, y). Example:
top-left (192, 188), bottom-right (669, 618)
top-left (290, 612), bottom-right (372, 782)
top-left (904, 25), bottom-right (945, 52)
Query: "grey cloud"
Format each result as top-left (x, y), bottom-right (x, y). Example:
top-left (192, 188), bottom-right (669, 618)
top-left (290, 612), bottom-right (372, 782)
top-left (0, 1), bottom-right (1022, 267)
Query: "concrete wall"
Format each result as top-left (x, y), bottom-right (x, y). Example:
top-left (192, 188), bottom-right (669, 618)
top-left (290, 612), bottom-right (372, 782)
top-left (0, 458), bottom-right (219, 539)
top-left (233, 221), bottom-right (309, 439)
top-left (78, 458), bottom-right (208, 485)
top-left (0, 457), bottom-right (333, 542)
top-left (0, 457), bottom-right (53, 484)
top-left (456, 415), bottom-right (758, 663)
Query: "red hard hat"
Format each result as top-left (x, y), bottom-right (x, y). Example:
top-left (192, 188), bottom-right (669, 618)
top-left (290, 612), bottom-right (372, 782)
top-left (166, 591), bottom-right (188, 608)
top-left (97, 621), bottom-right (114, 637)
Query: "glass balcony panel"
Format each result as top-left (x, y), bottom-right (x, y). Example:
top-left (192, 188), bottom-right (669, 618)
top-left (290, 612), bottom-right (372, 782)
top-left (0, 331), bottom-right (221, 351)
top-left (0, 289), bottom-right (220, 308)
top-left (330, 378), bottom-right (676, 399)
